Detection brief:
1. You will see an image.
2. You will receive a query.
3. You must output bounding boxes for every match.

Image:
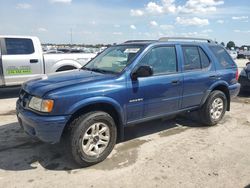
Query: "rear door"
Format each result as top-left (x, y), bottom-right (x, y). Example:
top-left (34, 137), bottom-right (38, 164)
top-left (181, 45), bottom-right (216, 109)
top-left (1, 37), bottom-right (43, 86)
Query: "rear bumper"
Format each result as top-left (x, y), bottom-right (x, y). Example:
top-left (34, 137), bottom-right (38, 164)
top-left (16, 101), bottom-right (70, 143)
top-left (229, 83), bottom-right (241, 98)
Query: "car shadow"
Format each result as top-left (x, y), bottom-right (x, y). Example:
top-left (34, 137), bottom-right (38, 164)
top-left (0, 86), bottom-right (21, 99)
top-left (0, 116), bottom-right (204, 172)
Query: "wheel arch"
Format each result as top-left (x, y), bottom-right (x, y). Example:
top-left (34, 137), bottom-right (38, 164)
top-left (64, 99), bottom-right (125, 141)
top-left (51, 59), bottom-right (82, 72)
top-left (201, 82), bottom-right (230, 111)
top-left (211, 85), bottom-right (230, 111)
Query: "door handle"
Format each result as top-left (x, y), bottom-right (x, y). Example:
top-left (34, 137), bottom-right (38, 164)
top-left (171, 80), bottom-right (180, 85)
top-left (209, 75), bottom-right (217, 79)
top-left (30, 59), bottom-right (38, 63)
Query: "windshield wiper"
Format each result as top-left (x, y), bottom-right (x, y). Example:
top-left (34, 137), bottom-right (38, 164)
top-left (90, 68), bottom-right (117, 75)
top-left (81, 67), bottom-right (92, 71)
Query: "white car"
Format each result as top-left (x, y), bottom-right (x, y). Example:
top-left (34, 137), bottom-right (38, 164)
top-left (0, 35), bottom-right (96, 87)
top-left (228, 50), bottom-right (238, 60)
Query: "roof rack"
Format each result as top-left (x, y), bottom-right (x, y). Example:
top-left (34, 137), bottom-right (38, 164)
top-left (158, 37), bottom-right (214, 43)
top-left (124, 40), bottom-right (156, 43)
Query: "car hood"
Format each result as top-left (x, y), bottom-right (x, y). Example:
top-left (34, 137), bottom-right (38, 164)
top-left (23, 69), bottom-right (115, 97)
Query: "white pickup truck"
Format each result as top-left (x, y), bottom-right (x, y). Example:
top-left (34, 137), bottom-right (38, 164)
top-left (0, 35), bottom-right (97, 86)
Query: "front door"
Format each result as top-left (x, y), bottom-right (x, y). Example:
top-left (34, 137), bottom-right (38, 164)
top-left (127, 45), bottom-right (182, 123)
top-left (1, 37), bottom-right (43, 86)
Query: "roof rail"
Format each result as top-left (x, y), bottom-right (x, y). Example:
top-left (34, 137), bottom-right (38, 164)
top-left (158, 37), bottom-right (214, 43)
top-left (124, 40), bottom-right (156, 43)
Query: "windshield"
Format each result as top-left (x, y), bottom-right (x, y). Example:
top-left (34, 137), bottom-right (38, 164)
top-left (83, 45), bottom-right (144, 74)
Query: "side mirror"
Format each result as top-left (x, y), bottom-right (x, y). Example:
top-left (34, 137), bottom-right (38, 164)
top-left (131, 65), bottom-right (153, 80)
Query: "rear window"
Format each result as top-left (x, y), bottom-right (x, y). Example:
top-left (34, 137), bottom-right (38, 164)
top-left (5, 38), bottom-right (34, 55)
top-left (199, 47), bottom-right (210, 69)
top-left (183, 46), bottom-right (201, 71)
top-left (209, 46), bottom-right (235, 69)
top-left (182, 46), bottom-right (210, 71)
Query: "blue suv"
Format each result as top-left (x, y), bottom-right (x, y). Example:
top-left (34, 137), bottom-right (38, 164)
top-left (16, 37), bottom-right (240, 167)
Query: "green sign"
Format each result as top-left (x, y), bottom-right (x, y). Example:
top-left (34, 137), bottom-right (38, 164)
top-left (6, 66), bottom-right (32, 75)
top-left (7, 69), bottom-right (32, 75)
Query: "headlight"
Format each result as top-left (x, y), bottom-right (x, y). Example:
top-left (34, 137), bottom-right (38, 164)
top-left (29, 96), bottom-right (54, 112)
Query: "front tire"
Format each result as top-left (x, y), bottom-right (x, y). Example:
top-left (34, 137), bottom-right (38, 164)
top-left (66, 111), bottom-right (117, 167)
top-left (199, 90), bottom-right (227, 126)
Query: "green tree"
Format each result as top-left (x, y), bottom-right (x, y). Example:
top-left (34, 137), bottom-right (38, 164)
top-left (226, 41), bottom-right (235, 49)
top-left (221, 42), bottom-right (225, 47)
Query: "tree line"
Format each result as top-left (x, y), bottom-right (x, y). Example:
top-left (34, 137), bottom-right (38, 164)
top-left (221, 41), bottom-right (250, 51)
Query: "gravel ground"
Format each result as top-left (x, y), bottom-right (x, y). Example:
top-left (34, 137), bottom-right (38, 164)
top-left (0, 59), bottom-right (250, 188)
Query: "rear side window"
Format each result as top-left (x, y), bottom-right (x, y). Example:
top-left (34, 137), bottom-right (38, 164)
top-left (209, 46), bottom-right (235, 69)
top-left (182, 46), bottom-right (210, 71)
top-left (5, 38), bottom-right (34, 55)
top-left (182, 46), bottom-right (201, 71)
top-left (199, 48), bottom-right (210, 69)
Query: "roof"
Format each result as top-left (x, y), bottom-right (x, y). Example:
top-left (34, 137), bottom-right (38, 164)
top-left (122, 37), bottom-right (217, 46)
top-left (0, 35), bottom-right (38, 39)
top-left (118, 41), bottom-right (155, 46)
top-left (158, 37), bottom-right (214, 43)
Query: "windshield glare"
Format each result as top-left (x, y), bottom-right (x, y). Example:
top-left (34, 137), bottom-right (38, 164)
top-left (84, 45), bottom-right (143, 74)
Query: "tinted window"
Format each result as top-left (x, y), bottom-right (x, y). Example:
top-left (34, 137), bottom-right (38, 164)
top-left (138, 46), bottom-right (177, 75)
top-left (5, 38), bottom-right (34, 55)
top-left (199, 48), bottom-right (210, 69)
top-left (209, 46), bottom-right (235, 69)
top-left (182, 46), bottom-right (201, 71)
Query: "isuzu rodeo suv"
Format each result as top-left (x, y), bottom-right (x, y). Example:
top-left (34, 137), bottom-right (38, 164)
top-left (16, 37), bottom-right (240, 167)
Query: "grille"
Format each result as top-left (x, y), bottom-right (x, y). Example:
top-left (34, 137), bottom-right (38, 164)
top-left (19, 89), bottom-right (30, 108)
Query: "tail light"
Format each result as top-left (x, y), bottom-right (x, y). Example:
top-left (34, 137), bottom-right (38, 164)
top-left (236, 68), bottom-right (239, 80)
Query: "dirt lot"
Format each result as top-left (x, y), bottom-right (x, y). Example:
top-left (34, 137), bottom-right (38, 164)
top-left (0, 60), bottom-right (250, 188)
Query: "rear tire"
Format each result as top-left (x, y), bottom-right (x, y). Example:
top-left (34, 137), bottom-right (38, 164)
top-left (199, 90), bottom-right (227, 126)
top-left (65, 111), bottom-right (117, 167)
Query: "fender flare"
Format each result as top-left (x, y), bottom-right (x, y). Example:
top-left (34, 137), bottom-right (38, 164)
top-left (66, 96), bottom-right (125, 140)
top-left (200, 81), bottom-right (230, 108)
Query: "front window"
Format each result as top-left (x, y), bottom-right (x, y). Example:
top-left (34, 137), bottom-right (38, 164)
top-left (84, 45), bottom-right (144, 74)
top-left (137, 46), bottom-right (177, 75)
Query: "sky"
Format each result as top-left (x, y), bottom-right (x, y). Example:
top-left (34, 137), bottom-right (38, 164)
top-left (0, 0), bottom-right (250, 46)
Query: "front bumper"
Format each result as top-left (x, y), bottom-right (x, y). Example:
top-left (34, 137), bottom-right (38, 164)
top-left (16, 101), bottom-right (70, 143)
top-left (238, 75), bottom-right (250, 91)
top-left (229, 83), bottom-right (241, 98)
